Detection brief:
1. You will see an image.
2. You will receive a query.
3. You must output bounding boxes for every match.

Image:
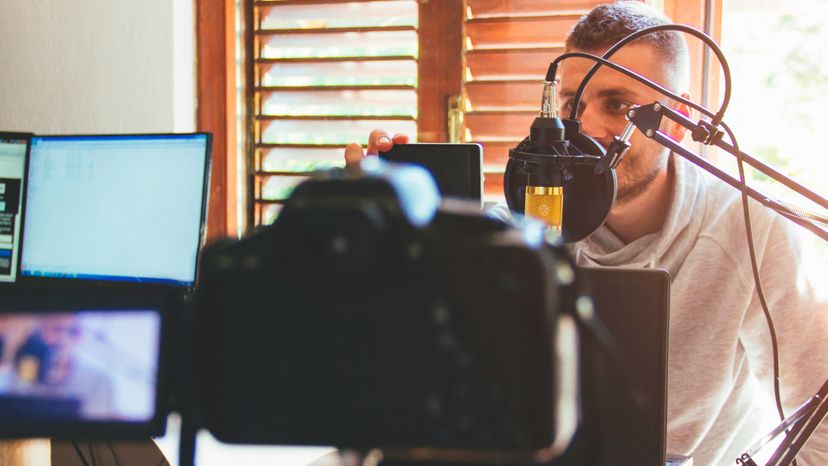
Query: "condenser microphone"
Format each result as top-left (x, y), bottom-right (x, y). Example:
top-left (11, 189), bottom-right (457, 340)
top-left (505, 81), bottom-right (617, 243)
top-left (523, 82), bottom-right (567, 231)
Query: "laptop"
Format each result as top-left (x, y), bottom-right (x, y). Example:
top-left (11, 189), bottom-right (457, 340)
top-left (18, 133), bottom-right (211, 288)
top-left (576, 266), bottom-right (672, 466)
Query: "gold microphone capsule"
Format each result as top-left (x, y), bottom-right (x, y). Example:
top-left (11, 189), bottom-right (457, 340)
top-left (525, 186), bottom-right (564, 230)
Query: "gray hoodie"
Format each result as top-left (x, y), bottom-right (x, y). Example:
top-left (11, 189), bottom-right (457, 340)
top-left (572, 155), bottom-right (828, 465)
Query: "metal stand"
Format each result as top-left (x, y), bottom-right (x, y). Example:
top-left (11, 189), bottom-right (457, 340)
top-left (736, 377), bottom-right (828, 465)
top-left (765, 377), bottom-right (828, 465)
top-left (178, 416), bottom-right (198, 466)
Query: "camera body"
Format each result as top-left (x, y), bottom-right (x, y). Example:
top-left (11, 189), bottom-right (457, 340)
top-left (195, 160), bottom-right (572, 455)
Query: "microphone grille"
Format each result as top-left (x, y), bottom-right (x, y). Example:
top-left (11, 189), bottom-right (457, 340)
top-left (525, 186), bottom-right (564, 230)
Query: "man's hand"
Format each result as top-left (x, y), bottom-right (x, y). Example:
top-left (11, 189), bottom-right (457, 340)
top-left (344, 129), bottom-right (410, 167)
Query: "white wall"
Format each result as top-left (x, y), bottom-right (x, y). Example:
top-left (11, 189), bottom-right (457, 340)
top-left (0, 0), bottom-right (195, 134)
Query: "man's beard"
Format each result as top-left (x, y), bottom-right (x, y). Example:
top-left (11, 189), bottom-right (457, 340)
top-left (616, 166), bottom-right (661, 202)
top-left (614, 150), bottom-right (669, 203)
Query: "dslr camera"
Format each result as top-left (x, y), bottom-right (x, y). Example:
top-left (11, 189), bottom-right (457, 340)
top-left (193, 158), bottom-right (580, 464)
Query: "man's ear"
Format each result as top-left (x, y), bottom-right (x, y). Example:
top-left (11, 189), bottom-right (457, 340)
top-left (665, 93), bottom-right (692, 142)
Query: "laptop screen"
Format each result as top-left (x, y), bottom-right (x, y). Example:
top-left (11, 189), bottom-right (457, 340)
top-left (0, 134), bottom-right (30, 283)
top-left (20, 134), bottom-right (210, 286)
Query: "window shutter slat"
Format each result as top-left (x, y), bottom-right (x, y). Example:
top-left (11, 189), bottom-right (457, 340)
top-left (465, 16), bottom-right (581, 49)
top-left (467, 0), bottom-right (603, 18)
top-left (258, 59), bottom-right (417, 87)
top-left (466, 48), bottom-right (564, 79)
top-left (465, 112), bottom-right (535, 141)
top-left (465, 81), bottom-right (540, 110)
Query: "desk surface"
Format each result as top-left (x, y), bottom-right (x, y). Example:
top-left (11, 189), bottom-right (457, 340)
top-left (308, 451), bottom-right (693, 466)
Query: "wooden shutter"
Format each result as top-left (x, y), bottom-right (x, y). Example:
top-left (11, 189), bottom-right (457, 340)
top-left (459, 0), bottom-right (606, 204)
top-left (249, 0), bottom-right (419, 225)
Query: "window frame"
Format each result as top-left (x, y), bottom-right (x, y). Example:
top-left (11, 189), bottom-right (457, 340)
top-left (197, 0), bottom-right (240, 241)
top-left (196, 0), bottom-right (720, 237)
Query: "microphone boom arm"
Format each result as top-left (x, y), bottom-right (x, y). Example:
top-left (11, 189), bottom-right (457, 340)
top-left (626, 103), bottom-right (828, 244)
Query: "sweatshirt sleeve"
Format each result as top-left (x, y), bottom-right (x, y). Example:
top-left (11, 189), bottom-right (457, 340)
top-left (739, 214), bottom-right (828, 465)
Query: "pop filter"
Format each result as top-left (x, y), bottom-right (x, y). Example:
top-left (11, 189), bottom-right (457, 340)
top-left (505, 117), bottom-right (616, 243)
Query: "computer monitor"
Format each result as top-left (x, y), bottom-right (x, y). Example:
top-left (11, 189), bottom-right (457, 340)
top-left (20, 133), bottom-right (210, 286)
top-left (0, 133), bottom-right (32, 283)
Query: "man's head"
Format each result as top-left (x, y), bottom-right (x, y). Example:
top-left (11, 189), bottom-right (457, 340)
top-left (39, 314), bottom-right (82, 353)
top-left (560, 1), bottom-right (691, 202)
top-left (565, 1), bottom-right (690, 92)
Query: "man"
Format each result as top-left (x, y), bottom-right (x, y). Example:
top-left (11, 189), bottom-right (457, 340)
top-left (5, 314), bottom-right (114, 419)
top-left (344, 2), bottom-right (828, 464)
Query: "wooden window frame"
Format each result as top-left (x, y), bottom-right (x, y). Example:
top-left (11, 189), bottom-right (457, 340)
top-left (195, 0), bottom-right (463, 236)
top-left (195, 0), bottom-right (720, 239)
top-left (197, 0), bottom-right (238, 241)
top-left (664, 0), bottom-right (723, 112)
top-left (417, 0), bottom-right (464, 143)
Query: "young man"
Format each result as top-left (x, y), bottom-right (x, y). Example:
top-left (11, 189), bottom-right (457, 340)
top-left (344, 2), bottom-right (828, 464)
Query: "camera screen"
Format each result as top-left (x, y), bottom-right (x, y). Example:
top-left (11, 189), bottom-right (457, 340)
top-left (0, 310), bottom-right (161, 423)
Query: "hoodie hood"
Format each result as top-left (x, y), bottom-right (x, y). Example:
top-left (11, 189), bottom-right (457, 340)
top-left (573, 155), bottom-right (707, 279)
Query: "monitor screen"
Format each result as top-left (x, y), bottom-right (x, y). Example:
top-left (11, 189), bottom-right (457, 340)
top-left (0, 310), bottom-right (161, 424)
top-left (0, 134), bottom-right (30, 283)
top-left (21, 134), bottom-right (209, 286)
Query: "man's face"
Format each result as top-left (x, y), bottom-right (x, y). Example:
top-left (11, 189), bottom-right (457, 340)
top-left (39, 315), bottom-right (81, 352)
top-left (558, 44), bottom-right (683, 202)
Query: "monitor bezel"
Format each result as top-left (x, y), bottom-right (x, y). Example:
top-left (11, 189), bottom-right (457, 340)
top-left (0, 132), bottom-right (33, 285)
top-left (0, 284), bottom-right (175, 439)
top-left (17, 132), bottom-right (212, 289)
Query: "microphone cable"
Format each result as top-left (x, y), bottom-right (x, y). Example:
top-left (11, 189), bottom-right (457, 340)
top-left (565, 23), bottom-right (733, 126)
top-left (721, 120), bottom-right (793, 465)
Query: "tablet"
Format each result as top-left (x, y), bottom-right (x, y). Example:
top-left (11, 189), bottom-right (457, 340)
top-left (379, 143), bottom-right (482, 202)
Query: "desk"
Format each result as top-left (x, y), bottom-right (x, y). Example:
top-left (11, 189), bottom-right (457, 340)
top-left (0, 439), bottom-right (168, 466)
top-left (0, 440), bottom-right (49, 466)
top-left (308, 451), bottom-right (693, 466)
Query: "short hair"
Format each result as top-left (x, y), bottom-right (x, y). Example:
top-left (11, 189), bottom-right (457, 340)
top-left (565, 1), bottom-right (690, 91)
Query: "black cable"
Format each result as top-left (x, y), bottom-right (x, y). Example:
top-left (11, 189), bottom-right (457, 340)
top-left (545, 51), bottom-right (717, 119)
top-left (87, 440), bottom-right (98, 466)
top-left (721, 121), bottom-right (791, 461)
top-left (105, 441), bottom-right (125, 466)
top-left (564, 24), bottom-right (733, 126)
top-left (71, 440), bottom-right (91, 466)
